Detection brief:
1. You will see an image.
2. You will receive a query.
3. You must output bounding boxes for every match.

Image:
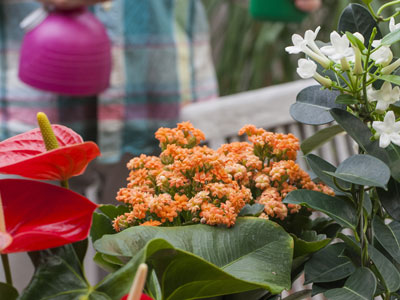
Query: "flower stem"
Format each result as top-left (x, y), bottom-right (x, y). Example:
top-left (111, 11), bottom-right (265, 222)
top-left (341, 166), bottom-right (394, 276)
top-left (377, 0), bottom-right (400, 16)
top-left (1, 254), bottom-right (12, 285)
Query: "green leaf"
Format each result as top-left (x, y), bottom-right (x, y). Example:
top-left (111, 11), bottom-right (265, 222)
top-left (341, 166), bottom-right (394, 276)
top-left (377, 74), bottom-right (400, 86)
top-left (283, 190), bottom-right (357, 230)
top-left (0, 282), bottom-right (18, 300)
top-left (304, 243), bottom-right (356, 284)
top-left (90, 212), bottom-right (116, 243)
top-left (338, 4), bottom-right (381, 43)
top-left (238, 203), bottom-right (265, 216)
top-left (98, 204), bottom-right (130, 220)
top-left (305, 154), bottom-right (350, 192)
top-left (97, 237), bottom-right (290, 300)
top-left (373, 217), bottom-right (400, 265)
top-left (290, 86), bottom-right (343, 125)
top-left (20, 244), bottom-right (105, 300)
top-left (330, 108), bottom-right (400, 182)
top-left (93, 252), bottom-right (121, 273)
top-left (377, 178), bottom-right (400, 221)
top-left (337, 233), bottom-right (361, 256)
top-left (382, 28), bottom-right (400, 46)
top-left (335, 94), bottom-right (359, 105)
top-left (292, 232), bottom-right (331, 258)
top-left (324, 154), bottom-right (390, 189)
top-left (368, 245), bottom-right (400, 292)
top-left (361, 0), bottom-right (373, 4)
top-left (323, 268), bottom-right (377, 300)
top-left (301, 125), bottom-right (344, 155)
top-left (95, 218), bottom-right (294, 297)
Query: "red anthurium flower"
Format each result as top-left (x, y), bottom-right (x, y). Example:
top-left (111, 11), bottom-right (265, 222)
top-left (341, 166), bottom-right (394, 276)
top-left (121, 294), bottom-right (153, 300)
top-left (0, 125), bottom-right (100, 181)
top-left (0, 179), bottom-right (97, 254)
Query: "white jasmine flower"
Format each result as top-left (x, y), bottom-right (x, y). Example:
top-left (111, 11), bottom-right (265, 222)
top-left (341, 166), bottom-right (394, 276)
top-left (352, 32), bottom-right (365, 74)
top-left (321, 31), bottom-right (354, 62)
top-left (296, 59), bottom-right (332, 87)
top-left (297, 58), bottom-right (317, 78)
top-left (382, 58), bottom-right (400, 75)
top-left (286, 28), bottom-right (331, 68)
top-left (370, 46), bottom-right (393, 66)
top-left (368, 82), bottom-right (400, 112)
top-left (372, 111), bottom-right (400, 148)
top-left (389, 17), bottom-right (400, 33)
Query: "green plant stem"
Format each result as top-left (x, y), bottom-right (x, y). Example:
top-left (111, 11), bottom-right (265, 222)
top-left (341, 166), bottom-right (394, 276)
top-left (377, 0), bottom-right (400, 16)
top-left (367, 3), bottom-right (380, 20)
top-left (382, 11), bottom-right (400, 22)
top-left (1, 254), bottom-right (12, 285)
top-left (61, 180), bottom-right (69, 189)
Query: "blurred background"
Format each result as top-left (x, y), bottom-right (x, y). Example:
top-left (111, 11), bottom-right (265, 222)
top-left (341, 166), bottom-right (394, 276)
top-left (202, 0), bottom-right (398, 96)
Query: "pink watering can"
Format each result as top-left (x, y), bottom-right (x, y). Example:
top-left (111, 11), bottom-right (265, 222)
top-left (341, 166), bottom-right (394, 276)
top-left (18, 6), bottom-right (111, 96)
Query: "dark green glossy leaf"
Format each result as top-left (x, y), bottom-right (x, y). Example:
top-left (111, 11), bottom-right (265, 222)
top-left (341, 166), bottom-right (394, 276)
top-left (95, 218), bottom-right (293, 297)
top-left (335, 94), bottom-right (359, 105)
top-left (330, 108), bottom-right (400, 182)
top-left (305, 154), bottom-right (350, 192)
top-left (373, 217), bottom-right (400, 265)
top-left (337, 233), bottom-right (361, 257)
top-left (377, 178), bottom-right (400, 221)
top-left (90, 212), bottom-right (115, 243)
top-left (301, 125), bottom-right (344, 155)
top-left (238, 203), bottom-right (265, 216)
top-left (0, 282), bottom-right (18, 300)
top-left (324, 154), bottom-right (390, 189)
top-left (324, 268), bottom-right (377, 300)
top-left (290, 86), bottom-right (342, 125)
top-left (338, 4), bottom-right (381, 43)
top-left (20, 244), bottom-right (104, 300)
top-left (93, 252), bottom-right (120, 273)
top-left (292, 232), bottom-right (331, 258)
top-left (284, 190), bottom-right (357, 229)
top-left (368, 245), bottom-right (400, 292)
top-left (304, 243), bottom-right (356, 284)
top-left (98, 204), bottom-right (130, 220)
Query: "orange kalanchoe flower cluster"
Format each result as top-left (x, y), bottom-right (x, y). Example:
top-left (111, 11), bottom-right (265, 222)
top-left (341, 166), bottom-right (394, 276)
top-left (113, 122), bottom-right (333, 231)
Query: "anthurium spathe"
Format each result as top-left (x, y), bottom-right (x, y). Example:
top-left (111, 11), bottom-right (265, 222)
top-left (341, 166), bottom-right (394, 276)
top-left (0, 179), bottom-right (97, 253)
top-left (121, 294), bottom-right (153, 300)
top-left (0, 125), bottom-right (100, 181)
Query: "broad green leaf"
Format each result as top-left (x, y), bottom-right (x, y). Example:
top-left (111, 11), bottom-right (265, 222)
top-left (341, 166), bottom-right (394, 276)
top-left (301, 125), bottom-right (344, 155)
top-left (368, 245), bottom-right (400, 292)
top-left (304, 243), bottom-right (356, 284)
top-left (372, 217), bottom-right (400, 265)
top-left (283, 190), bottom-right (357, 230)
top-left (90, 212), bottom-right (116, 243)
top-left (324, 268), bottom-right (377, 300)
top-left (338, 4), bottom-right (381, 44)
top-left (335, 94), bottom-right (359, 105)
top-left (382, 28), bottom-right (400, 46)
top-left (330, 108), bottom-right (400, 182)
top-left (377, 178), bottom-right (400, 221)
top-left (238, 203), bottom-right (265, 216)
top-left (97, 238), bottom-right (291, 300)
top-left (93, 252), bottom-right (120, 272)
top-left (377, 74), bottom-right (400, 86)
top-left (0, 282), bottom-right (18, 300)
top-left (305, 154), bottom-right (350, 192)
top-left (292, 232), bottom-right (331, 258)
top-left (290, 86), bottom-right (343, 125)
top-left (324, 154), bottom-right (390, 189)
top-left (281, 290), bottom-right (312, 300)
top-left (95, 218), bottom-right (293, 297)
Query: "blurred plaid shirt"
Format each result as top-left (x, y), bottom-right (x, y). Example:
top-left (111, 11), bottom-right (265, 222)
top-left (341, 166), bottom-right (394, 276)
top-left (0, 0), bottom-right (218, 162)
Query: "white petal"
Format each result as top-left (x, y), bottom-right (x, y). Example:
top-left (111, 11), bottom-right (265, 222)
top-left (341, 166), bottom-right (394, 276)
top-left (384, 110), bottom-right (396, 125)
top-left (376, 100), bottom-right (389, 112)
top-left (285, 46), bottom-right (302, 54)
top-left (372, 121), bottom-right (387, 134)
top-left (320, 45), bottom-right (336, 57)
top-left (379, 134), bottom-right (391, 148)
top-left (390, 18), bottom-right (396, 32)
top-left (390, 133), bottom-right (400, 146)
top-left (353, 32), bottom-right (365, 44)
top-left (296, 59), bottom-right (317, 78)
top-left (372, 40), bottom-right (381, 48)
top-left (292, 34), bottom-right (304, 47)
